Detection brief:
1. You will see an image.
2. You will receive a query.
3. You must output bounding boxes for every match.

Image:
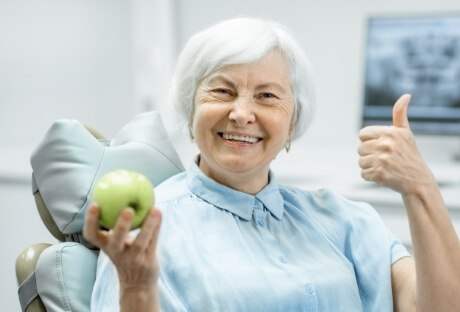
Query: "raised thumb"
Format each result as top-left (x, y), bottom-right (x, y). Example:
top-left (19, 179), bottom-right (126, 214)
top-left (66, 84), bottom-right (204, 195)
top-left (393, 94), bottom-right (411, 128)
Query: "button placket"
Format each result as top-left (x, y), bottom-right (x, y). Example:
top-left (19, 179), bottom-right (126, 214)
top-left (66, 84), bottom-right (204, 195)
top-left (254, 200), bottom-right (266, 227)
top-left (304, 283), bottom-right (317, 312)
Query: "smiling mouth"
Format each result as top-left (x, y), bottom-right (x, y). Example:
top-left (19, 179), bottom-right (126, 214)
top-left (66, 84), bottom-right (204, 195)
top-left (219, 132), bottom-right (262, 144)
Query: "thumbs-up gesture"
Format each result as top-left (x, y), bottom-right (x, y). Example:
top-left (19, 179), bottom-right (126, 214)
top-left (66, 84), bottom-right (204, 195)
top-left (358, 94), bottom-right (436, 195)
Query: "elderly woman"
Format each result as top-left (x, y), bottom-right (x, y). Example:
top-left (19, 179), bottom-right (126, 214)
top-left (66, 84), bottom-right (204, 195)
top-left (84, 17), bottom-right (460, 311)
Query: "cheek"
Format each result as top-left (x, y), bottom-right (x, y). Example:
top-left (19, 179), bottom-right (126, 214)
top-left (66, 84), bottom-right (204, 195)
top-left (266, 111), bottom-right (293, 135)
top-left (195, 91), bottom-right (217, 105)
top-left (193, 106), bottom-right (224, 143)
top-left (270, 100), bottom-right (295, 130)
top-left (195, 102), bottom-right (230, 125)
top-left (194, 106), bottom-right (214, 129)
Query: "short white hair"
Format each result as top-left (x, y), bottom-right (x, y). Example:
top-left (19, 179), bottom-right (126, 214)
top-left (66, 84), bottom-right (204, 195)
top-left (170, 16), bottom-right (316, 140)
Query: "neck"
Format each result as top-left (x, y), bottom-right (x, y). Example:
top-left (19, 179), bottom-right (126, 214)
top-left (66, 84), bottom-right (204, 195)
top-left (198, 158), bottom-right (269, 195)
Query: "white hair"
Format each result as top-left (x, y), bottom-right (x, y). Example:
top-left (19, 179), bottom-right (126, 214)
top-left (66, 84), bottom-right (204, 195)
top-left (170, 16), bottom-right (316, 140)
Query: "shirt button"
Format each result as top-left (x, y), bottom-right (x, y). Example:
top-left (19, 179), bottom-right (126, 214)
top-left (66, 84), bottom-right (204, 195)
top-left (279, 256), bottom-right (287, 264)
top-left (258, 219), bottom-right (265, 226)
top-left (305, 284), bottom-right (314, 295)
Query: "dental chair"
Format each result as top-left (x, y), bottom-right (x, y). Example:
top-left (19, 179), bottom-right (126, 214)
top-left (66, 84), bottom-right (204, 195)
top-left (15, 111), bottom-right (185, 312)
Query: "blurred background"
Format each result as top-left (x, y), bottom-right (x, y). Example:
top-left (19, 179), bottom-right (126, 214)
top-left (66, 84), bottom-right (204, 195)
top-left (2, 0), bottom-right (460, 310)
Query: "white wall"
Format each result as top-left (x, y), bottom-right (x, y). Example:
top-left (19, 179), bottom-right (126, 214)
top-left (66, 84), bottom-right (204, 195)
top-left (0, 0), bottom-right (134, 149)
top-left (2, 0), bottom-right (460, 311)
top-left (131, 0), bottom-right (178, 127)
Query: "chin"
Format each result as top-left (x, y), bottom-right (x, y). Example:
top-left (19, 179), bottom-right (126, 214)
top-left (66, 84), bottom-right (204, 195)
top-left (220, 155), bottom-right (267, 174)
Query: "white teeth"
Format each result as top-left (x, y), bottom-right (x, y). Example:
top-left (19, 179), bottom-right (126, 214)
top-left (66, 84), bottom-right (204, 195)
top-left (222, 133), bottom-right (260, 143)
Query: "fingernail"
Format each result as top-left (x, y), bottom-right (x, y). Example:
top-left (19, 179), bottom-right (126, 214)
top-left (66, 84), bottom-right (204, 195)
top-left (122, 208), bottom-right (134, 220)
top-left (150, 209), bottom-right (160, 224)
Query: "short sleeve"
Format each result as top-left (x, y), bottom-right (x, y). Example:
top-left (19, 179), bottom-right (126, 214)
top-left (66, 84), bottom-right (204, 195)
top-left (387, 228), bottom-right (411, 264)
top-left (345, 200), bottom-right (411, 311)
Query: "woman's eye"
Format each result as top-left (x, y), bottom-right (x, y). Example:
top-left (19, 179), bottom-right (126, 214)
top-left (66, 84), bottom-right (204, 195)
top-left (208, 88), bottom-right (234, 101)
top-left (214, 89), bottom-right (230, 94)
top-left (260, 93), bottom-right (277, 99)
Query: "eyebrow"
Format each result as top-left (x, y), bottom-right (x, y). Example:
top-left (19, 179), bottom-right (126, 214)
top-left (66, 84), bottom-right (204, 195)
top-left (206, 74), bottom-right (289, 94)
top-left (205, 74), bottom-right (235, 88)
top-left (255, 83), bottom-right (288, 94)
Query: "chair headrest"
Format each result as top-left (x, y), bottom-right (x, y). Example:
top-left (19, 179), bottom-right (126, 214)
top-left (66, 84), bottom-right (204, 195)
top-left (31, 111), bottom-right (184, 239)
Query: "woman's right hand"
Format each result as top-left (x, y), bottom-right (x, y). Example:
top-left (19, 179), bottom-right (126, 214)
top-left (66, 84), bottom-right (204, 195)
top-left (83, 204), bottom-right (162, 311)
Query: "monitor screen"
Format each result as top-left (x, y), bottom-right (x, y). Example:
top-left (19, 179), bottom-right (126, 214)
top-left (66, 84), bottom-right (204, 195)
top-left (362, 13), bottom-right (460, 135)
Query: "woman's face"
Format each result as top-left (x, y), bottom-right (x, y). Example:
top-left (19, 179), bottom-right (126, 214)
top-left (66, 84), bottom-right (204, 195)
top-left (193, 50), bottom-right (295, 193)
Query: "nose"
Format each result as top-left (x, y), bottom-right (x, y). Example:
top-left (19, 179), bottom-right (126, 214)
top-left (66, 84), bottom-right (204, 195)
top-left (228, 96), bottom-right (256, 127)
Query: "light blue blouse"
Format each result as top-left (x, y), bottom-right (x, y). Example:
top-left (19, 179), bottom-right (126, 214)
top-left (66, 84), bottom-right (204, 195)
top-left (91, 159), bottom-right (410, 311)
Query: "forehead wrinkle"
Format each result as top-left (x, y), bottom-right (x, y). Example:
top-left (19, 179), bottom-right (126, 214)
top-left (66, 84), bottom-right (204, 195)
top-left (255, 82), bottom-right (290, 95)
top-left (204, 72), bottom-right (237, 88)
top-left (215, 64), bottom-right (251, 89)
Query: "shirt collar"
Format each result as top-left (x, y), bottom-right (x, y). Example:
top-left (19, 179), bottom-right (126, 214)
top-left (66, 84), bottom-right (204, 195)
top-left (187, 157), bottom-right (284, 221)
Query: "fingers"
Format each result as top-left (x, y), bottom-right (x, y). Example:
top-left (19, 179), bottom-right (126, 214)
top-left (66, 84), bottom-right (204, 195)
top-left (82, 204), bottom-right (98, 241)
top-left (357, 139), bottom-right (374, 157)
top-left (135, 209), bottom-right (162, 258)
top-left (393, 94), bottom-right (411, 129)
top-left (146, 209), bottom-right (162, 257)
top-left (358, 154), bottom-right (375, 169)
top-left (360, 167), bottom-right (384, 186)
top-left (360, 94), bottom-right (411, 142)
top-left (104, 208), bottom-right (162, 259)
top-left (84, 203), bottom-right (162, 252)
top-left (83, 204), bottom-right (135, 251)
top-left (357, 94), bottom-right (420, 192)
top-left (109, 208), bottom-right (135, 251)
top-left (357, 135), bottom-right (388, 185)
top-left (359, 125), bottom-right (388, 142)
top-left (83, 204), bottom-right (107, 247)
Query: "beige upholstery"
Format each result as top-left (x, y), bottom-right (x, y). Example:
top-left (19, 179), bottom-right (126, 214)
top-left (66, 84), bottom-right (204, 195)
top-left (16, 244), bottom-right (51, 312)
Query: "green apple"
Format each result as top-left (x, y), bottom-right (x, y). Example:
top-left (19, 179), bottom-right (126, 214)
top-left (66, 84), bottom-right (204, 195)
top-left (92, 169), bottom-right (154, 230)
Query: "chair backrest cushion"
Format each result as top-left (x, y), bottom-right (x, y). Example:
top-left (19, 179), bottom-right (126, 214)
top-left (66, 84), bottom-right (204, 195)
top-left (19, 111), bottom-right (185, 312)
top-left (30, 111), bottom-right (185, 236)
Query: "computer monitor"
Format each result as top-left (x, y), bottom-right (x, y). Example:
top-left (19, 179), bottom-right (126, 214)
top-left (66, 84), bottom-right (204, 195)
top-left (362, 13), bottom-right (460, 135)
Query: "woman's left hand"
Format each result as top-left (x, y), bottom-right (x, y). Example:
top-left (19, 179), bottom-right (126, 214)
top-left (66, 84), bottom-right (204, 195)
top-left (357, 94), bottom-right (437, 195)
